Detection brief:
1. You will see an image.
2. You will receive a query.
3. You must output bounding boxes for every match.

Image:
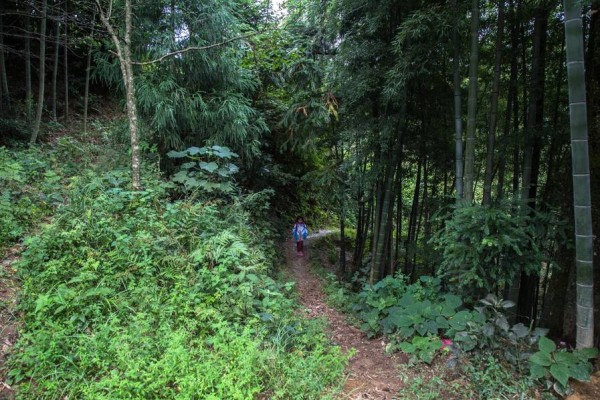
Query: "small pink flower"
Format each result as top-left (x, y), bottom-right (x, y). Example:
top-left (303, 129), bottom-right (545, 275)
top-left (441, 339), bottom-right (453, 350)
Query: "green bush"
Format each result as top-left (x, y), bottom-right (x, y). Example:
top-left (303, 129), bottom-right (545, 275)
top-left (430, 203), bottom-right (548, 302)
top-left (7, 171), bottom-right (346, 399)
top-left (0, 147), bottom-right (64, 248)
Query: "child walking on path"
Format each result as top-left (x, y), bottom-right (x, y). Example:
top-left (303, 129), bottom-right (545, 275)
top-left (292, 216), bottom-right (308, 256)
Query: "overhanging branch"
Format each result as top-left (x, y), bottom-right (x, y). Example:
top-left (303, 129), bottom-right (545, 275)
top-left (132, 31), bottom-right (266, 66)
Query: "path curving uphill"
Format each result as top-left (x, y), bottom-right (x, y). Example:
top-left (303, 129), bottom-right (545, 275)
top-left (286, 233), bottom-right (406, 399)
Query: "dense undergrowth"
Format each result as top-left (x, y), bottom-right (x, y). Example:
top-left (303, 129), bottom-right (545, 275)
top-left (1, 136), bottom-right (346, 399)
top-left (310, 235), bottom-right (598, 399)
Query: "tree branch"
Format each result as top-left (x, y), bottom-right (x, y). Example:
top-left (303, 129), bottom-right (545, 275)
top-left (132, 31), bottom-right (264, 66)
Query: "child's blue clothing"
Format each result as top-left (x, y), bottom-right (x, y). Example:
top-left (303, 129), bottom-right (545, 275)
top-left (292, 223), bottom-right (308, 242)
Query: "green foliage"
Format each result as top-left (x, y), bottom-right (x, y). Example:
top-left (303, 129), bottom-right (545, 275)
top-left (167, 145), bottom-right (240, 194)
top-left (353, 275), bottom-right (461, 340)
top-left (7, 169), bottom-right (346, 399)
top-left (529, 337), bottom-right (598, 396)
top-left (0, 147), bottom-right (63, 248)
top-left (445, 294), bottom-right (549, 376)
top-left (430, 203), bottom-right (547, 301)
top-left (462, 353), bottom-right (533, 400)
top-left (395, 335), bottom-right (442, 365)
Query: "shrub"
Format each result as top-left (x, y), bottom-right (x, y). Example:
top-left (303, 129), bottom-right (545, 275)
top-left (7, 171), bottom-right (346, 399)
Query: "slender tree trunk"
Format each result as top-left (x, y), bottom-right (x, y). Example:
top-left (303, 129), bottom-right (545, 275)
top-left (31, 0), bottom-right (48, 144)
top-left (25, 7), bottom-right (33, 124)
top-left (0, 3), bottom-right (10, 111)
top-left (405, 158), bottom-right (422, 276)
top-left (25, 3), bottom-right (33, 123)
top-left (463, 0), bottom-right (480, 203)
top-left (483, 0), bottom-right (505, 205)
top-left (372, 157), bottom-right (395, 283)
top-left (412, 157), bottom-right (428, 280)
top-left (453, 0), bottom-right (464, 202)
top-left (564, 0), bottom-right (594, 349)
top-left (97, 0), bottom-right (142, 190)
top-left (63, 0), bottom-right (69, 122)
top-left (394, 169), bottom-right (403, 270)
top-left (517, 5), bottom-right (549, 326)
top-left (521, 7), bottom-right (548, 209)
top-left (84, 11), bottom-right (96, 133)
top-left (52, 18), bottom-right (61, 121)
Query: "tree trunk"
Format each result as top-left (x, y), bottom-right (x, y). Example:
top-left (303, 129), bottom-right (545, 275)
top-left (463, 0), bottom-right (480, 203)
top-left (483, 0), bottom-right (505, 205)
top-left (0, 3), bottom-right (9, 108)
top-left (25, 2), bottom-right (33, 122)
top-left (52, 18), bottom-right (61, 121)
top-left (405, 158), bottom-right (422, 276)
top-left (97, 0), bottom-right (142, 190)
top-left (564, 0), bottom-right (594, 349)
top-left (517, 4), bottom-right (549, 326)
top-left (63, 0), bottom-right (69, 122)
top-left (412, 157), bottom-right (428, 280)
top-left (31, 0), bottom-right (48, 144)
top-left (84, 11), bottom-right (96, 133)
top-left (585, 0), bottom-right (599, 348)
top-left (453, 0), bottom-right (464, 202)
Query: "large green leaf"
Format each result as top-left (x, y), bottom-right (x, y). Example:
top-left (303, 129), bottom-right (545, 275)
top-left (529, 363), bottom-right (547, 380)
top-left (554, 351), bottom-right (577, 366)
top-left (550, 363), bottom-right (570, 387)
top-left (574, 347), bottom-right (599, 361)
top-left (200, 161), bottom-right (219, 173)
top-left (569, 362), bottom-right (592, 382)
top-left (538, 336), bottom-right (556, 354)
top-left (529, 351), bottom-right (552, 367)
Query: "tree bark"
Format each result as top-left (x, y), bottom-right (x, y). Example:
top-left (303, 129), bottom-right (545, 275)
top-left (96, 0), bottom-right (142, 190)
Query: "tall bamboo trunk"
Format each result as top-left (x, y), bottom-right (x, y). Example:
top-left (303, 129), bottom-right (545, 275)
top-left (0, 3), bottom-right (10, 110)
top-left (31, 0), bottom-right (48, 144)
top-left (25, 4), bottom-right (33, 122)
top-left (563, 0), bottom-right (594, 349)
top-left (452, 0), bottom-right (464, 202)
top-left (516, 5), bottom-right (549, 326)
top-left (584, 0), bottom-right (599, 349)
top-left (483, 0), bottom-right (505, 205)
top-left (463, 0), bottom-right (480, 203)
top-left (52, 18), bottom-right (61, 121)
top-left (404, 158), bottom-right (422, 276)
top-left (412, 157), bottom-right (428, 280)
top-left (63, 0), bottom-right (69, 122)
top-left (84, 11), bottom-right (96, 133)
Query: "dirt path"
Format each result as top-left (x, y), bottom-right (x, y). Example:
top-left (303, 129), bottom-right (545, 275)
top-left (286, 234), bottom-right (406, 399)
top-left (0, 245), bottom-right (21, 399)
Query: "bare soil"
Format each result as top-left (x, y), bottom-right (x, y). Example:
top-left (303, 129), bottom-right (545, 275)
top-left (286, 235), bottom-right (407, 399)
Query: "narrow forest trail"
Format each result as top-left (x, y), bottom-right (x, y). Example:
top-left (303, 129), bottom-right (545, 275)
top-left (0, 245), bottom-right (21, 400)
top-left (286, 233), bottom-right (407, 399)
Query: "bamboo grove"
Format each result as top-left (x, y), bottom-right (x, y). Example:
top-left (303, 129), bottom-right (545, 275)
top-left (0, 0), bottom-right (598, 351)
